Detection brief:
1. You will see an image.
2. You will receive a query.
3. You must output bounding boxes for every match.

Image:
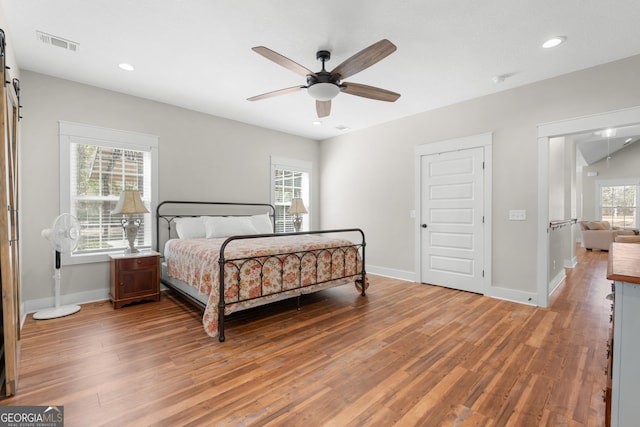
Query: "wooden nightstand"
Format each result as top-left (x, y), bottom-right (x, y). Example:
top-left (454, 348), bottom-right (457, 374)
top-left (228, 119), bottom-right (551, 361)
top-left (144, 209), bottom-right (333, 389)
top-left (109, 251), bottom-right (160, 309)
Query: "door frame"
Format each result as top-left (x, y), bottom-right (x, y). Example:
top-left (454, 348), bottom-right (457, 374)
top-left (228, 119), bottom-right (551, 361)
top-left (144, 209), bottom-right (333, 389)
top-left (414, 132), bottom-right (493, 292)
top-left (537, 105), bottom-right (640, 307)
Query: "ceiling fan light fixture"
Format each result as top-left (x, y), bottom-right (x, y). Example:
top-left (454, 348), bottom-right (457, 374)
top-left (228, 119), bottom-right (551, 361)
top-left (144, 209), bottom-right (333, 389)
top-left (308, 82), bottom-right (340, 101)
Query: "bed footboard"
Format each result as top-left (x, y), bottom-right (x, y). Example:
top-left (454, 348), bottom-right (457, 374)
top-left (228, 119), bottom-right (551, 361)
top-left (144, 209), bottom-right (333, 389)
top-left (216, 229), bottom-right (366, 342)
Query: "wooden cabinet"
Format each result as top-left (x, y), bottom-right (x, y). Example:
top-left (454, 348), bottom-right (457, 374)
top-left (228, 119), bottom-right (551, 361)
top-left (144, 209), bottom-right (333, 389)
top-left (606, 243), bottom-right (640, 427)
top-left (605, 282), bottom-right (614, 427)
top-left (110, 251), bottom-right (160, 309)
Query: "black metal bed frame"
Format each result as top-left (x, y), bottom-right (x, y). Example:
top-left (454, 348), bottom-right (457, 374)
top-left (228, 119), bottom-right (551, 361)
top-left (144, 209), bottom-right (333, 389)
top-left (155, 200), bottom-right (367, 341)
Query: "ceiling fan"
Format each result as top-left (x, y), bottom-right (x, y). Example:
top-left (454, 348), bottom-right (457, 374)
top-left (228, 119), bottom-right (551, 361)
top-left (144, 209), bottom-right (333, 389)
top-left (247, 39), bottom-right (401, 118)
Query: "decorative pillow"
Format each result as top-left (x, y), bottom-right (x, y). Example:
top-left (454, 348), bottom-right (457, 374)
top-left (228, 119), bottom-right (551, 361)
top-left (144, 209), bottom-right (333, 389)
top-left (587, 221), bottom-right (610, 230)
top-left (174, 217), bottom-right (206, 239)
top-left (204, 216), bottom-right (259, 238)
top-left (250, 213), bottom-right (274, 234)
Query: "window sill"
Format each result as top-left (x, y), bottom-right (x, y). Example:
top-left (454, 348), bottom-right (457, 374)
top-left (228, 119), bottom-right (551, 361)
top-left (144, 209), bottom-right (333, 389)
top-left (62, 247), bottom-right (152, 265)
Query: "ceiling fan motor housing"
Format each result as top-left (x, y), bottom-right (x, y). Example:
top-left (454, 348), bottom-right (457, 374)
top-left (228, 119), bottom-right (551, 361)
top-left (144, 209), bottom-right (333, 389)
top-left (306, 50), bottom-right (342, 100)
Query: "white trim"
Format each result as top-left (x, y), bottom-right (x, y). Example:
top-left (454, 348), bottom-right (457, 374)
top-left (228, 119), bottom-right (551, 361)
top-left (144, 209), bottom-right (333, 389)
top-left (59, 121), bottom-right (159, 265)
top-left (23, 288), bottom-right (110, 314)
top-left (414, 132), bottom-right (493, 293)
top-left (486, 286), bottom-right (538, 306)
top-left (564, 256), bottom-right (577, 269)
top-left (270, 156), bottom-right (312, 172)
top-left (270, 155), bottom-right (313, 231)
top-left (537, 135), bottom-right (550, 307)
top-left (366, 265), bottom-right (415, 282)
top-left (59, 121), bottom-right (159, 147)
top-left (537, 105), bottom-right (640, 308)
top-left (548, 269), bottom-right (567, 298)
top-left (538, 106), bottom-right (640, 138)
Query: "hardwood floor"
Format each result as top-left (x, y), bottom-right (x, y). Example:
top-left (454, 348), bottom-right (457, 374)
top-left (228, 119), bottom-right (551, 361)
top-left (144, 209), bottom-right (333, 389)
top-left (2, 246), bottom-right (611, 426)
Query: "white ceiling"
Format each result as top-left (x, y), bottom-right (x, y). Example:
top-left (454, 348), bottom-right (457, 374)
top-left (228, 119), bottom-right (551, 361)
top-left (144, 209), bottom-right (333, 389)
top-left (2, 0), bottom-right (640, 141)
top-left (572, 124), bottom-right (640, 165)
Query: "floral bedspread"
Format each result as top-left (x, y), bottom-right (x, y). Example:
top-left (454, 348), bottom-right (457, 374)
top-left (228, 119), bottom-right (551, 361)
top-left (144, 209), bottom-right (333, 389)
top-left (164, 234), bottom-right (365, 337)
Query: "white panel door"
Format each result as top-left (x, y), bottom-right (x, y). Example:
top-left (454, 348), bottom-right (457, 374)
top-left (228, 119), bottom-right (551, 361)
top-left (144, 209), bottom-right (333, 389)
top-left (420, 147), bottom-right (484, 293)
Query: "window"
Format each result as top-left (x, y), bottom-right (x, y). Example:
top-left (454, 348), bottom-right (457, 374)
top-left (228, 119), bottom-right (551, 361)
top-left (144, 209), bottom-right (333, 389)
top-left (60, 122), bottom-right (158, 264)
top-left (598, 180), bottom-right (638, 229)
top-left (270, 156), bottom-right (311, 233)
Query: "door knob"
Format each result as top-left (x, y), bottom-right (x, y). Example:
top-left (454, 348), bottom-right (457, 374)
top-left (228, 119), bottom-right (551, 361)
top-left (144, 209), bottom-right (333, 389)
top-left (421, 224), bottom-right (427, 228)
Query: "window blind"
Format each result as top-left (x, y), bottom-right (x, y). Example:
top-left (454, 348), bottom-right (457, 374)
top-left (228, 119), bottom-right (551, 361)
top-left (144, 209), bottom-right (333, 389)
top-left (70, 142), bottom-right (152, 254)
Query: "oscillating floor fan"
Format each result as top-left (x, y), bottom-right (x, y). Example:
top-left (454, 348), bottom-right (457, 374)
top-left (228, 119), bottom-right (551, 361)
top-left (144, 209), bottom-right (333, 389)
top-left (34, 213), bottom-right (82, 320)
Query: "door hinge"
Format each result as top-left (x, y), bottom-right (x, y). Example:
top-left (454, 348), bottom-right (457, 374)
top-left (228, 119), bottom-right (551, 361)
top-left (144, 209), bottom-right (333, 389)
top-left (482, 161), bottom-right (485, 169)
top-left (482, 270), bottom-right (485, 278)
top-left (482, 216), bottom-right (485, 223)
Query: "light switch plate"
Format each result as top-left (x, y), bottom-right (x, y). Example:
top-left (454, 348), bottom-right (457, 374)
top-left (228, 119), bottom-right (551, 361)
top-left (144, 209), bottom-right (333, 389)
top-left (509, 209), bottom-right (527, 221)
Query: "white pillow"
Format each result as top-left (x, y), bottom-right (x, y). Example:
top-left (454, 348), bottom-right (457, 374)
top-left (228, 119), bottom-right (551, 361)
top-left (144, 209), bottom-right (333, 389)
top-left (174, 217), bottom-right (206, 239)
top-left (204, 216), bottom-right (258, 238)
top-left (250, 213), bottom-right (273, 234)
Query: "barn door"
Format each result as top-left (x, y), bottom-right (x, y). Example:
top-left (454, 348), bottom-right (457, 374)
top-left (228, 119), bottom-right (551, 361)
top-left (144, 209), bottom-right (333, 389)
top-left (0, 36), bottom-right (22, 396)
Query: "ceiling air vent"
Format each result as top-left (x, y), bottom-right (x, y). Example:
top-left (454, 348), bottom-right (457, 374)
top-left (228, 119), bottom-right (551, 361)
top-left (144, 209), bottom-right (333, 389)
top-left (36, 31), bottom-right (79, 52)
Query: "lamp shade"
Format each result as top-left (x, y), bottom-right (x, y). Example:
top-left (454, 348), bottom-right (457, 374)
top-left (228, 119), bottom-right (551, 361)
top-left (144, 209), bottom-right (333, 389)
top-left (111, 190), bottom-right (149, 215)
top-left (288, 198), bottom-right (308, 215)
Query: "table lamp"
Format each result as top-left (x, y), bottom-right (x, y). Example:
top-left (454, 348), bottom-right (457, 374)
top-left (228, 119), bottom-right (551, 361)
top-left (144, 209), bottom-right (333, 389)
top-left (112, 190), bottom-right (149, 253)
top-left (288, 198), bottom-right (307, 232)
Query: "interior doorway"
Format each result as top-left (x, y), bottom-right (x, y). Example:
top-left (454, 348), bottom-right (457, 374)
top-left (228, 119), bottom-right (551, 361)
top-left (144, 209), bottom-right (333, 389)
top-left (537, 106), bottom-right (640, 307)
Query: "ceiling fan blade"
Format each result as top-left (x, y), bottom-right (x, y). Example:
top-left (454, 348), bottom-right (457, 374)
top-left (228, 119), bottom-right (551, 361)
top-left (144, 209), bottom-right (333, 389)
top-left (330, 39), bottom-right (397, 80)
top-left (252, 46), bottom-right (316, 77)
top-left (247, 85), bottom-right (304, 101)
top-left (341, 82), bottom-right (400, 102)
top-left (316, 100), bottom-right (331, 118)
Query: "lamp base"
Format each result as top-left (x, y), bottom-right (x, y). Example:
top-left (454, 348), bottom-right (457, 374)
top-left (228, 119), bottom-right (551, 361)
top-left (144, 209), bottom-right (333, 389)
top-left (33, 304), bottom-right (81, 320)
top-left (122, 216), bottom-right (142, 254)
top-left (293, 216), bottom-right (303, 232)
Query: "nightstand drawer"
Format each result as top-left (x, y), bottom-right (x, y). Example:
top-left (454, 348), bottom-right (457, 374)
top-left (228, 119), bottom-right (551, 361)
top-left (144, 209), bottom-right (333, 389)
top-left (117, 255), bottom-right (158, 270)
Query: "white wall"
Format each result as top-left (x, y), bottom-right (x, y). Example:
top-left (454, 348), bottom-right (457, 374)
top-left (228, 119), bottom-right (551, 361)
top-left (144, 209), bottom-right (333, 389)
top-left (320, 54), bottom-right (640, 300)
top-left (21, 71), bottom-right (320, 310)
top-left (549, 137), bottom-right (566, 221)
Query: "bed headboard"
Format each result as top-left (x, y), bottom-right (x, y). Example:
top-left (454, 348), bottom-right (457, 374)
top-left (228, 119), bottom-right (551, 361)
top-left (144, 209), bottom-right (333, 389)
top-left (155, 200), bottom-right (276, 253)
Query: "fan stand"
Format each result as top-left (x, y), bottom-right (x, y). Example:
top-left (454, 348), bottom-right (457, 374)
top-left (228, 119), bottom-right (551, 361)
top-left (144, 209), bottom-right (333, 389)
top-left (33, 250), bottom-right (81, 320)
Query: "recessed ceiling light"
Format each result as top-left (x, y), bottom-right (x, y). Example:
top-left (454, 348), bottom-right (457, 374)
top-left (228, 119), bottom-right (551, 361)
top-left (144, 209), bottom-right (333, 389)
top-left (312, 121), bottom-right (322, 126)
top-left (118, 63), bottom-right (135, 71)
top-left (542, 36), bottom-right (566, 49)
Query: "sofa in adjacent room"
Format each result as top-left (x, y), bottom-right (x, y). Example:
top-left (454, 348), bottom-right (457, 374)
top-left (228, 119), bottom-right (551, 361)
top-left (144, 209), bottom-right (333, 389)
top-left (579, 221), bottom-right (636, 251)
